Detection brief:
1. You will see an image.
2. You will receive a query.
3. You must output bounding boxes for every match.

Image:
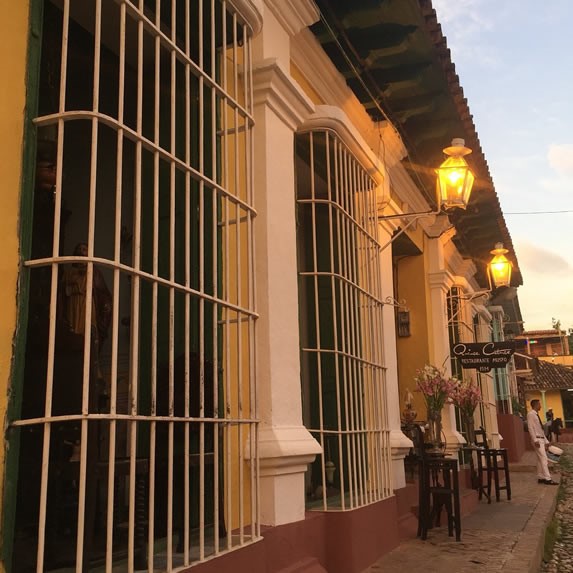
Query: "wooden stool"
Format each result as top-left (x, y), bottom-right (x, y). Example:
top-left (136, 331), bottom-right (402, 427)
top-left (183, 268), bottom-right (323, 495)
top-left (474, 428), bottom-right (511, 502)
top-left (417, 457), bottom-right (461, 541)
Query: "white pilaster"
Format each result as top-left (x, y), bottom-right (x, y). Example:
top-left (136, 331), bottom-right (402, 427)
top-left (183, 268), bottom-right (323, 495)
top-left (252, 5), bottom-right (321, 525)
top-left (379, 226), bottom-right (412, 490)
top-left (426, 221), bottom-right (465, 454)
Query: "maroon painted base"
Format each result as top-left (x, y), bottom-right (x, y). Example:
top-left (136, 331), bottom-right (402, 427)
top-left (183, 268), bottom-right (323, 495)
top-left (179, 474), bottom-right (479, 573)
top-left (497, 413), bottom-right (527, 461)
top-left (182, 496), bottom-right (402, 573)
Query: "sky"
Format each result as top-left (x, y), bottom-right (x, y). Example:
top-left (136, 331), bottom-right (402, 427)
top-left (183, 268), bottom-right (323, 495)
top-left (431, 0), bottom-right (573, 332)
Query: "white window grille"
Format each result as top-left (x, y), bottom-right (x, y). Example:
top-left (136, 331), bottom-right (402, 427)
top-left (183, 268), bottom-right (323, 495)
top-left (12, 0), bottom-right (258, 571)
top-left (295, 129), bottom-right (392, 511)
top-left (491, 312), bottom-right (511, 413)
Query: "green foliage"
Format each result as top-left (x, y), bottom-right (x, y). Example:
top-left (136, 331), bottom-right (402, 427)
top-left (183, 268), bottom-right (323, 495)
top-left (511, 396), bottom-right (525, 417)
top-left (544, 516), bottom-right (559, 563)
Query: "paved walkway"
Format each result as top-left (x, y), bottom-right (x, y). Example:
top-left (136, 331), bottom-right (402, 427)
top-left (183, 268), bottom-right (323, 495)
top-left (362, 449), bottom-right (560, 573)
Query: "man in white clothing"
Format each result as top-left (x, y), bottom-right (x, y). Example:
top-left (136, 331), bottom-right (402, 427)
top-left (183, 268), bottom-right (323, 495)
top-left (527, 399), bottom-right (558, 485)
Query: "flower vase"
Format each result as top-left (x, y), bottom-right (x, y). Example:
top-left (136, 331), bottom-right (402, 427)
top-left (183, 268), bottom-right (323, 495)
top-left (463, 415), bottom-right (476, 447)
top-left (427, 410), bottom-right (443, 454)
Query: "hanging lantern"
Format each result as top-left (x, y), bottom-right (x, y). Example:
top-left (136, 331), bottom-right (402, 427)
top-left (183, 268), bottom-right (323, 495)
top-left (488, 242), bottom-right (513, 289)
top-left (436, 138), bottom-right (475, 210)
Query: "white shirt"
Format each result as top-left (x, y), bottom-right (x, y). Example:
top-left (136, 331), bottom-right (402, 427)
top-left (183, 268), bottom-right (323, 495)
top-left (527, 409), bottom-right (549, 444)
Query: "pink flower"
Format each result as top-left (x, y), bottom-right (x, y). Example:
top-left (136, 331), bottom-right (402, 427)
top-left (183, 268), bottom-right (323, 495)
top-left (451, 377), bottom-right (482, 419)
top-left (414, 364), bottom-right (460, 414)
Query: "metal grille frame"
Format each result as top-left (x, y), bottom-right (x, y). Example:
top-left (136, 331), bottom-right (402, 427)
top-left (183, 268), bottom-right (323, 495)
top-left (11, 0), bottom-right (259, 571)
top-left (295, 128), bottom-right (392, 512)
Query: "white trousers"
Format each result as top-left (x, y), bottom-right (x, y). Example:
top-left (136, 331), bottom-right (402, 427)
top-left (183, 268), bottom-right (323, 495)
top-left (533, 439), bottom-right (551, 480)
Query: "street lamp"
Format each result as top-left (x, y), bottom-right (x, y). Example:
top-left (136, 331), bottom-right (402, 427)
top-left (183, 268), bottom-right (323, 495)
top-left (436, 138), bottom-right (475, 210)
top-left (488, 242), bottom-right (513, 289)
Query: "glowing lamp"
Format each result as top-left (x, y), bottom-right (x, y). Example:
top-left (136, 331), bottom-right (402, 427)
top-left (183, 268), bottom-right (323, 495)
top-left (488, 242), bottom-right (513, 289)
top-left (436, 138), bottom-right (475, 210)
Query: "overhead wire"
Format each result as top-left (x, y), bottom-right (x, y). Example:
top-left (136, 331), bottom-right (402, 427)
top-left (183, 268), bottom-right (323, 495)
top-left (317, 8), bottom-right (437, 205)
top-left (504, 210), bottom-right (573, 215)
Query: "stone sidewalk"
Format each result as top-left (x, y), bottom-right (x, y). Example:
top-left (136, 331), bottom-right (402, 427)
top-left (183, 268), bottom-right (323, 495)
top-left (362, 450), bottom-right (560, 573)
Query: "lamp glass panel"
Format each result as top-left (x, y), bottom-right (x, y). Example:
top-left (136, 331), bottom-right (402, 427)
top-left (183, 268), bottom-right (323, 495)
top-left (436, 156), bottom-right (474, 209)
top-left (489, 256), bottom-right (512, 288)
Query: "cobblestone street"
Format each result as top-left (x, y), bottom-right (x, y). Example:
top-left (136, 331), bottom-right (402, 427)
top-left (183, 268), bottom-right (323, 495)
top-left (363, 449), bottom-right (559, 573)
top-left (540, 444), bottom-right (573, 573)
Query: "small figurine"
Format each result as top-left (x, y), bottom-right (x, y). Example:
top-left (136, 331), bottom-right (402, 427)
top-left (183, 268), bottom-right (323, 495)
top-left (402, 388), bottom-right (417, 424)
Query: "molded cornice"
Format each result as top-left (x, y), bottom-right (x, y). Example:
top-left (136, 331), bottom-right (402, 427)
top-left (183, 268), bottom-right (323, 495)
top-left (229, 0), bottom-right (264, 35)
top-left (291, 29), bottom-right (405, 163)
top-left (300, 105), bottom-right (388, 192)
top-left (424, 214), bottom-right (455, 242)
top-left (428, 269), bottom-right (455, 292)
top-left (446, 247), bottom-right (478, 284)
top-left (291, 29), bottom-right (350, 105)
top-left (253, 58), bottom-right (315, 130)
top-left (264, 0), bottom-right (319, 37)
top-left (256, 426), bottom-right (322, 477)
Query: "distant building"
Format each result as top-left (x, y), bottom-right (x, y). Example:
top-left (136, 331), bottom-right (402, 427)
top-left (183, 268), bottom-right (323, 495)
top-left (516, 353), bottom-right (573, 429)
top-left (515, 329), bottom-right (570, 358)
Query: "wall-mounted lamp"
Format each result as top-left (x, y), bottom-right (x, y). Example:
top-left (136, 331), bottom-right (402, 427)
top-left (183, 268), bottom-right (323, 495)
top-left (397, 309), bottom-right (411, 337)
top-left (435, 138), bottom-right (475, 210)
top-left (385, 297), bottom-right (411, 337)
top-left (488, 242), bottom-right (513, 289)
top-left (379, 138), bottom-right (475, 251)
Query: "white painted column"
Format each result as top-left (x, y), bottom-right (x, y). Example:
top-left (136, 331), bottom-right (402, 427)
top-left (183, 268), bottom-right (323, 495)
top-left (252, 1), bottom-right (322, 526)
top-left (426, 220), bottom-right (465, 454)
top-left (379, 225), bottom-right (412, 490)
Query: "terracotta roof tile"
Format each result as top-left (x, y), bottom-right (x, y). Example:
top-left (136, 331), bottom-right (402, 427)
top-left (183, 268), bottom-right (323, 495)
top-left (516, 330), bottom-right (562, 337)
top-left (522, 359), bottom-right (573, 390)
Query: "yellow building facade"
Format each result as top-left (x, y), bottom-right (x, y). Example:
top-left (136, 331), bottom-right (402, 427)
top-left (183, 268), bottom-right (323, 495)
top-left (0, 1), bottom-right (525, 572)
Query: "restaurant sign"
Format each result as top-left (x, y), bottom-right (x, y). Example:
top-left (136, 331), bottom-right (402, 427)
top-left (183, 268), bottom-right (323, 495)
top-left (450, 342), bottom-right (516, 373)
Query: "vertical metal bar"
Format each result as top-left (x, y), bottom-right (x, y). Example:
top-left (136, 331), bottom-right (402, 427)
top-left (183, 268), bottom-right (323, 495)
top-left (198, 0), bottom-right (207, 561)
top-left (347, 150), bottom-right (363, 508)
top-left (369, 175), bottom-right (381, 498)
top-left (147, 4), bottom-right (161, 569)
top-left (334, 141), bottom-right (351, 509)
top-left (167, 1), bottom-right (177, 567)
top-left (221, 1), bottom-right (234, 552)
top-left (308, 133), bottom-right (327, 510)
top-left (106, 3), bottom-right (127, 569)
top-left (128, 2), bottom-right (145, 570)
top-left (349, 156), bottom-right (362, 508)
top-left (351, 157), bottom-right (366, 506)
top-left (359, 168), bottom-right (372, 503)
top-left (369, 176), bottom-right (382, 500)
top-left (35, 0), bottom-right (70, 567)
top-left (224, 224), bottom-right (232, 552)
top-left (340, 147), bottom-right (357, 508)
top-left (183, 0), bottom-right (191, 564)
top-left (247, 33), bottom-right (260, 540)
top-left (368, 179), bottom-right (379, 500)
top-left (352, 158), bottom-right (368, 506)
top-left (75, 0), bottom-right (102, 567)
top-left (232, 13), bottom-right (246, 542)
top-left (324, 132), bottom-right (345, 511)
top-left (345, 155), bottom-right (364, 505)
top-left (210, 0), bottom-right (220, 556)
